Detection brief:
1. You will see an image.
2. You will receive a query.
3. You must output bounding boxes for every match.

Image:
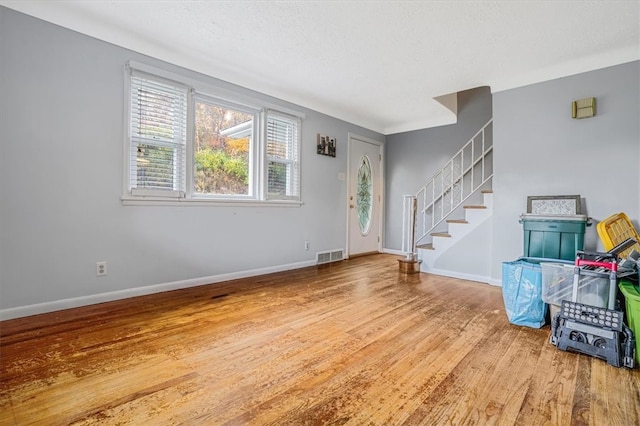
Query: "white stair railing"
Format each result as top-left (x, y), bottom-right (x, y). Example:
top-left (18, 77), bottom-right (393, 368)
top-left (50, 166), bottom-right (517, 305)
top-left (410, 119), bottom-right (493, 246)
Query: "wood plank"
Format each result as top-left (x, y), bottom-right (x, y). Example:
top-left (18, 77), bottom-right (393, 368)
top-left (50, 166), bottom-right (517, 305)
top-left (446, 219), bottom-right (468, 224)
top-left (1, 254), bottom-right (639, 425)
top-left (417, 243), bottom-right (434, 250)
top-left (431, 232), bottom-right (451, 238)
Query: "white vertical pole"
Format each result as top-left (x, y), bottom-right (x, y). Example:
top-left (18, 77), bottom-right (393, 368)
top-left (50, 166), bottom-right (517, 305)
top-left (431, 179), bottom-right (436, 229)
top-left (450, 161), bottom-right (454, 212)
top-left (460, 149), bottom-right (464, 203)
top-left (440, 170), bottom-right (444, 222)
top-left (471, 137), bottom-right (475, 191)
top-left (401, 195), bottom-right (417, 260)
top-left (482, 128), bottom-right (485, 182)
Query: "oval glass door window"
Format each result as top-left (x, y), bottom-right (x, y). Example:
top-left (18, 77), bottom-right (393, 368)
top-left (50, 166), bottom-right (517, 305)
top-left (357, 155), bottom-right (373, 235)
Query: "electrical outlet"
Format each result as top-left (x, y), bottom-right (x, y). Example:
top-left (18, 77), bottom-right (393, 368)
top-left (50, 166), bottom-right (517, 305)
top-left (304, 241), bottom-right (310, 251)
top-left (96, 261), bottom-right (107, 277)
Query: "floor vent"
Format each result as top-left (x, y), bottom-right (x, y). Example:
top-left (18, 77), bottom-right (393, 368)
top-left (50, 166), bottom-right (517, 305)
top-left (317, 249), bottom-right (344, 265)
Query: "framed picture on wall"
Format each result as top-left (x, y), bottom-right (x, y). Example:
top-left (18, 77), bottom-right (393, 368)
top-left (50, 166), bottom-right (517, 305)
top-left (526, 195), bottom-right (582, 215)
top-left (317, 134), bottom-right (336, 157)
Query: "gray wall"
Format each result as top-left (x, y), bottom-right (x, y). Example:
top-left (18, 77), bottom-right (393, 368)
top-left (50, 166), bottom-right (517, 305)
top-left (384, 87), bottom-right (493, 250)
top-left (491, 61), bottom-right (640, 282)
top-left (2, 7), bottom-right (637, 317)
top-left (0, 7), bottom-right (383, 315)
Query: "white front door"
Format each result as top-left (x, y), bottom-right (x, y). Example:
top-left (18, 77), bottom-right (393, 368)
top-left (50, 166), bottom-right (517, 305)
top-left (347, 134), bottom-right (383, 257)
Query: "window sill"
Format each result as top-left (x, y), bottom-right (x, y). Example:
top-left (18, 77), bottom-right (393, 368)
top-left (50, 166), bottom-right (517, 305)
top-left (121, 196), bottom-right (303, 207)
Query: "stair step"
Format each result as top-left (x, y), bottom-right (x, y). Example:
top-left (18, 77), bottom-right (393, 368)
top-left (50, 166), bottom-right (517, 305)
top-left (481, 189), bottom-right (494, 194)
top-left (446, 219), bottom-right (468, 224)
top-left (417, 243), bottom-right (435, 250)
top-left (431, 232), bottom-right (451, 238)
top-left (463, 205), bottom-right (487, 209)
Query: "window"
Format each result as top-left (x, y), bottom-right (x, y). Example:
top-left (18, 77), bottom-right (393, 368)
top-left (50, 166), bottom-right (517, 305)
top-left (193, 95), bottom-right (256, 197)
top-left (266, 112), bottom-right (300, 200)
top-left (125, 65), bottom-right (302, 204)
top-left (357, 155), bottom-right (373, 234)
top-left (129, 72), bottom-right (188, 198)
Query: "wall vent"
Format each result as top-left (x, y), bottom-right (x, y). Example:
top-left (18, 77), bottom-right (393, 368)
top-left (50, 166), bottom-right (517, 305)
top-left (317, 249), bottom-right (344, 265)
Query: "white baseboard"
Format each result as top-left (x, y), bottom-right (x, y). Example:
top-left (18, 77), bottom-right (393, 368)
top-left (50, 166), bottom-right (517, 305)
top-left (0, 259), bottom-right (317, 321)
top-left (422, 268), bottom-right (493, 285)
top-left (382, 248), bottom-right (405, 256)
top-left (487, 277), bottom-right (503, 287)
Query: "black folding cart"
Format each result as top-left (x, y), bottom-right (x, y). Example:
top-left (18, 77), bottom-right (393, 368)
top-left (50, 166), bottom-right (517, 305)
top-left (550, 251), bottom-right (635, 368)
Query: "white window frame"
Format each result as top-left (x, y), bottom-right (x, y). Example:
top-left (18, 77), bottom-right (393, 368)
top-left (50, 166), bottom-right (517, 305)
top-left (122, 61), bottom-right (304, 206)
top-left (265, 110), bottom-right (301, 201)
top-left (189, 93), bottom-right (261, 200)
top-left (126, 69), bottom-right (189, 199)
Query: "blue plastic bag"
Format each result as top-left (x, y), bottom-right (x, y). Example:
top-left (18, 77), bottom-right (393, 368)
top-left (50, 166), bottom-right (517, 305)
top-left (502, 258), bottom-right (547, 328)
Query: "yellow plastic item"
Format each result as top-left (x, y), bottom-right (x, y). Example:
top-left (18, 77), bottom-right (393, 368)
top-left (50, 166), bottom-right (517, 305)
top-left (596, 212), bottom-right (640, 259)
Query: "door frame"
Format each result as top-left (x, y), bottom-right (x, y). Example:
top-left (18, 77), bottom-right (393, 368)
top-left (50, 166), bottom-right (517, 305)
top-left (345, 133), bottom-right (385, 258)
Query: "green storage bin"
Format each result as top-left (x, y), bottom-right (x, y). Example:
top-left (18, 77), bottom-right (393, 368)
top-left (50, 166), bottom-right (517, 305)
top-left (619, 280), bottom-right (640, 364)
top-left (520, 214), bottom-right (588, 261)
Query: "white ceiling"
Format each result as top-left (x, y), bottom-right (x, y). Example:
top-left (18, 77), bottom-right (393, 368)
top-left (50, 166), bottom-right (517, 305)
top-left (2, 1), bottom-right (639, 134)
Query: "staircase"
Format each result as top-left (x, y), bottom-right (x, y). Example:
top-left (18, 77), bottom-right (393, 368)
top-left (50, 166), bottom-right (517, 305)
top-left (402, 119), bottom-right (493, 279)
top-left (417, 189), bottom-right (493, 274)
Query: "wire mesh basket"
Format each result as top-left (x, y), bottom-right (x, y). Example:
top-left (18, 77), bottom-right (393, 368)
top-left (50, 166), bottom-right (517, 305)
top-left (597, 212), bottom-right (640, 259)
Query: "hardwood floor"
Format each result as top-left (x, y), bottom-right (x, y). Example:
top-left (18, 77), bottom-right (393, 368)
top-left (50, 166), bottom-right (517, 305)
top-left (1, 254), bottom-right (639, 425)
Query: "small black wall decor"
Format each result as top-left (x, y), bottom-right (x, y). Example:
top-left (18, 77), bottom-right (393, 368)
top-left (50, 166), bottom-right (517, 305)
top-left (317, 133), bottom-right (336, 157)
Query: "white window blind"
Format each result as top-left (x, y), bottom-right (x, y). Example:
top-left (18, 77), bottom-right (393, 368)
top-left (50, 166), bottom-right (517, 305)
top-left (124, 63), bottom-right (304, 205)
top-left (129, 71), bottom-right (188, 197)
top-left (266, 112), bottom-right (300, 201)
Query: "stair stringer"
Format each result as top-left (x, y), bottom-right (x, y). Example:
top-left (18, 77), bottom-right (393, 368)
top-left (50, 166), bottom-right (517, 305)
top-left (418, 192), bottom-right (493, 283)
